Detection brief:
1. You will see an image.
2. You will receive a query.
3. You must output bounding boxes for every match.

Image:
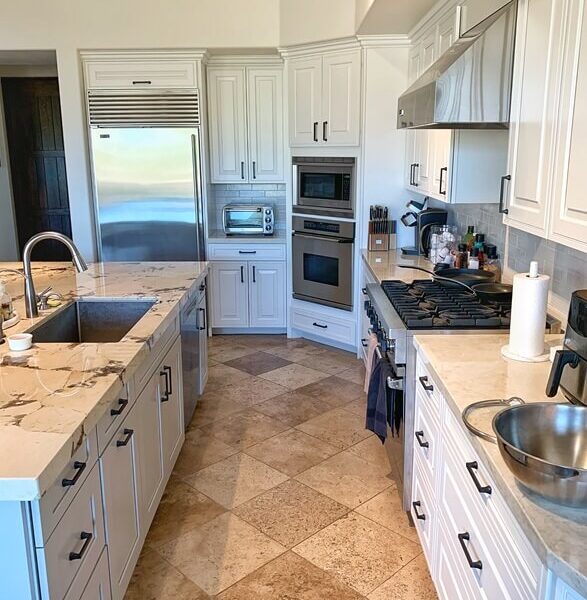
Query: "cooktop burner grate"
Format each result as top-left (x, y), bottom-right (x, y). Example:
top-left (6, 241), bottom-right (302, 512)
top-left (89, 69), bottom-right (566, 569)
top-left (381, 279), bottom-right (511, 330)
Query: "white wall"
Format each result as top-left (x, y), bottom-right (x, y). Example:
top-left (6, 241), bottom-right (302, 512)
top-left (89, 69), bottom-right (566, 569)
top-left (360, 44), bottom-right (411, 250)
top-left (280, 0), bottom-right (356, 45)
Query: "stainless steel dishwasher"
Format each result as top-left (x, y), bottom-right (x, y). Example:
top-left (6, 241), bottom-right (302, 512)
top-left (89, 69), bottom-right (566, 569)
top-left (180, 280), bottom-right (208, 428)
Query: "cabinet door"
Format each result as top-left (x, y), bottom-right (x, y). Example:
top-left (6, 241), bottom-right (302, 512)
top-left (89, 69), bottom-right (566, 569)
top-left (321, 51), bottom-right (361, 146)
top-left (504, 0), bottom-right (561, 235)
top-left (288, 56), bottom-right (322, 146)
top-left (249, 261), bottom-right (286, 328)
top-left (159, 336), bottom-right (184, 472)
top-left (549, 1), bottom-right (587, 253)
top-left (459, 0), bottom-right (512, 35)
top-left (430, 131), bottom-right (453, 201)
top-left (197, 289), bottom-right (209, 394)
top-left (210, 261), bottom-right (249, 328)
top-left (405, 45), bottom-right (421, 189)
top-left (438, 9), bottom-right (459, 56)
top-left (247, 68), bottom-right (284, 182)
top-left (414, 130), bottom-right (433, 193)
top-left (76, 549), bottom-right (112, 600)
top-left (100, 406), bottom-right (141, 600)
top-left (421, 30), bottom-right (437, 71)
top-left (207, 68), bottom-right (248, 182)
top-left (135, 375), bottom-right (164, 529)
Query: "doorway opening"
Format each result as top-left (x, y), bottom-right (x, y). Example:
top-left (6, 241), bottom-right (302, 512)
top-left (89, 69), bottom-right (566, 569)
top-left (0, 50), bottom-right (72, 261)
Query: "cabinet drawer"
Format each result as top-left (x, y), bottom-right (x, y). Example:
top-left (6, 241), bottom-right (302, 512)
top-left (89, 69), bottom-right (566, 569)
top-left (64, 546), bottom-right (111, 600)
top-left (291, 305), bottom-right (356, 346)
top-left (85, 60), bottom-right (197, 89)
top-left (133, 318), bottom-right (179, 393)
top-left (207, 244), bottom-right (286, 261)
top-left (32, 429), bottom-right (99, 547)
top-left (37, 464), bottom-right (105, 600)
top-left (97, 382), bottom-right (133, 454)
top-left (411, 459), bottom-right (436, 572)
top-left (415, 357), bottom-right (441, 416)
top-left (413, 393), bottom-right (438, 482)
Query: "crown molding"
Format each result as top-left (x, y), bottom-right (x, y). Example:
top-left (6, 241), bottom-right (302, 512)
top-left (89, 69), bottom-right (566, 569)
top-left (357, 34), bottom-right (411, 48)
top-left (206, 54), bottom-right (283, 67)
top-left (279, 36), bottom-right (361, 58)
top-left (79, 49), bottom-right (209, 62)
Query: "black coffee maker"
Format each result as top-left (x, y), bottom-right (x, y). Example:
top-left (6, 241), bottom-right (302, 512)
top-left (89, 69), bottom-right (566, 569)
top-left (400, 208), bottom-right (448, 256)
top-left (546, 289), bottom-right (587, 405)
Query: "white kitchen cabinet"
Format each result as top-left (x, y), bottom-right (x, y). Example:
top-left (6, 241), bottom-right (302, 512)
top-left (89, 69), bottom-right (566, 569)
top-left (209, 261), bottom-right (250, 328)
top-left (248, 261), bottom-right (286, 328)
top-left (207, 65), bottom-right (284, 183)
top-left (287, 49), bottom-right (361, 147)
top-left (438, 9), bottom-right (459, 54)
top-left (459, 0), bottom-right (512, 35)
top-left (65, 548), bottom-right (112, 600)
top-left (100, 405), bottom-right (141, 600)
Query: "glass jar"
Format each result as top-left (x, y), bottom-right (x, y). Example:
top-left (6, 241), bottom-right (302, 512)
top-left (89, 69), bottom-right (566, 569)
top-left (428, 225), bottom-right (457, 265)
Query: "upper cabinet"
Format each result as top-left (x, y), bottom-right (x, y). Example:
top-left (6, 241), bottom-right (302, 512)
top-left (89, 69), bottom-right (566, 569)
top-left (459, 0), bottom-right (512, 35)
top-left (287, 49), bottom-right (361, 147)
top-left (207, 62), bottom-right (284, 183)
top-left (503, 0), bottom-right (587, 253)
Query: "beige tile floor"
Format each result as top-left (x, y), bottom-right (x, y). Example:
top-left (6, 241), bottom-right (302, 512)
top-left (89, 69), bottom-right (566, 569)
top-left (125, 335), bottom-right (438, 600)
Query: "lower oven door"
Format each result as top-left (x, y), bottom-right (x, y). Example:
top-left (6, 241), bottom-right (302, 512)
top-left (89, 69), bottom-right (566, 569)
top-left (292, 232), bottom-right (353, 310)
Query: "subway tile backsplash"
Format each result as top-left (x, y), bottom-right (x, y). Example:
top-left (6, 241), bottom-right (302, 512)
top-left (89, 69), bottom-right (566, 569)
top-left (207, 183), bottom-right (287, 232)
top-left (429, 199), bottom-right (587, 305)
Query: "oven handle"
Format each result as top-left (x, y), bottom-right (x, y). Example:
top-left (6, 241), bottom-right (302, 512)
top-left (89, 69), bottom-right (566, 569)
top-left (292, 232), bottom-right (354, 244)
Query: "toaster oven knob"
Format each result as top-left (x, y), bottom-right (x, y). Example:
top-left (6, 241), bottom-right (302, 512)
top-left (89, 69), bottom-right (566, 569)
top-left (265, 209), bottom-right (271, 215)
top-left (265, 225), bottom-right (271, 231)
top-left (265, 217), bottom-right (271, 223)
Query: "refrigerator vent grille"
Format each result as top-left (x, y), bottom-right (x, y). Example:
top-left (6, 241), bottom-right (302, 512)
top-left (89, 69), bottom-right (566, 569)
top-left (88, 90), bottom-right (200, 127)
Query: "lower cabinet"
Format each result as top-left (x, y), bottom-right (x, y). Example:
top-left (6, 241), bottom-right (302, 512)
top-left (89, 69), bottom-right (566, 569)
top-left (210, 259), bottom-right (286, 329)
top-left (64, 547), bottom-right (112, 600)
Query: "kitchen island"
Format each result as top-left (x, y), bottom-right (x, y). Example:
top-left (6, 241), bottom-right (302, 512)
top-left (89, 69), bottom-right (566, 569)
top-left (0, 261), bottom-right (208, 600)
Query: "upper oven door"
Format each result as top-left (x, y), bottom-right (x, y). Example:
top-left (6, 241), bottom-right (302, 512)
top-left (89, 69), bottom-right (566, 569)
top-left (223, 206), bottom-right (263, 234)
top-left (292, 232), bottom-right (354, 310)
top-left (297, 165), bottom-right (353, 213)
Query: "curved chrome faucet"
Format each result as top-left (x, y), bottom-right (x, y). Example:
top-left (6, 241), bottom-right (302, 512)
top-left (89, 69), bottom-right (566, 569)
top-left (22, 232), bottom-right (88, 318)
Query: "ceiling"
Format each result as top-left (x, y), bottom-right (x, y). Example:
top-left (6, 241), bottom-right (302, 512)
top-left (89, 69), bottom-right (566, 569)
top-left (358, 0), bottom-right (438, 34)
top-left (0, 50), bottom-right (56, 66)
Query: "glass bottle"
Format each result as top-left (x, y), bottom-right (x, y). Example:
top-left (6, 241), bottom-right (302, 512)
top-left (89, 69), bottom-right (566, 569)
top-left (455, 243), bottom-right (468, 269)
top-left (463, 226), bottom-right (475, 251)
top-left (483, 244), bottom-right (502, 281)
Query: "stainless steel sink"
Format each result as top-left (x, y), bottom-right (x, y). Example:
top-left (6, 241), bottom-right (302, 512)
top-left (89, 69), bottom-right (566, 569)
top-left (28, 298), bottom-right (156, 343)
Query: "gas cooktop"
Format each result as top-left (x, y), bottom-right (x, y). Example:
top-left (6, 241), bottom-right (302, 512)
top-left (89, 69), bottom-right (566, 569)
top-left (381, 279), bottom-right (511, 330)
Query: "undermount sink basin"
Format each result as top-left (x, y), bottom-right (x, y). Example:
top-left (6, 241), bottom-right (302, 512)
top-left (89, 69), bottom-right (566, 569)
top-left (28, 298), bottom-right (156, 343)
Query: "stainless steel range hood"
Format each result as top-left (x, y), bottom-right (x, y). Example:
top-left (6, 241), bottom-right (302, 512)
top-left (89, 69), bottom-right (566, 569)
top-left (397, 1), bottom-right (517, 130)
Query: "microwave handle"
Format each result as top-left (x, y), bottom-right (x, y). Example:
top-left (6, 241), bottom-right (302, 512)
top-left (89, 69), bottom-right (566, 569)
top-left (292, 164), bottom-right (298, 207)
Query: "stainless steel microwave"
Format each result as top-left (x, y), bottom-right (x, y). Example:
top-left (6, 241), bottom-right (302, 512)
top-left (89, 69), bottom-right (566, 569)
top-left (223, 204), bottom-right (274, 235)
top-left (293, 157), bottom-right (355, 216)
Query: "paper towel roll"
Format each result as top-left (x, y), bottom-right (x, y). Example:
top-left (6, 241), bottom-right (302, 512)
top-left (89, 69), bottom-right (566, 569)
top-left (506, 263), bottom-right (550, 360)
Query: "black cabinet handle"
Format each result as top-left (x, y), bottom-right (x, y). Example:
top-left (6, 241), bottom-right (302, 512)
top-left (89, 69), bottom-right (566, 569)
top-left (323, 121), bottom-right (328, 141)
top-left (239, 250), bottom-right (257, 254)
top-left (110, 398), bottom-right (128, 417)
top-left (458, 532), bottom-right (483, 570)
top-left (419, 376), bottom-right (434, 392)
top-left (361, 338), bottom-right (368, 347)
top-left (160, 369), bottom-right (169, 402)
top-left (69, 532), bottom-right (93, 561)
top-left (116, 428), bottom-right (134, 447)
top-left (312, 322), bottom-right (328, 329)
top-left (499, 175), bottom-right (511, 214)
top-left (198, 307), bottom-right (207, 331)
top-left (415, 430), bottom-right (429, 448)
top-left (164, 365), bottom-right (173, 395)
top-left (413, 163), bottom-right (420, 187)
top-left (409, 163), bottom-right (415, 186)
top-left (313, 121), bottom-right (319, 142)
top-left (132, 80), bottom-right (151, 85)
top-left (439, 167), bottom-right (448, 195)
top-left (412, 501), bottom-right (426, 521)
top-left (252, 161), bottom-right (257, 179)
top-left (252, 265), bottom-right (256, 283)
top-left (240, 265), bottom-right (244, 283)
top-left (62, 461), bottom-right (87, 487)
top-left (241, 161), bottom-right (245, 179)
top-left (466, 461), bottom-right (492, 495)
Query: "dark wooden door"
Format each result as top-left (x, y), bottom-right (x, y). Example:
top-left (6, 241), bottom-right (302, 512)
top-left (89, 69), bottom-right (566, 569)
top-left (2, 77), bottom-right (72, 260)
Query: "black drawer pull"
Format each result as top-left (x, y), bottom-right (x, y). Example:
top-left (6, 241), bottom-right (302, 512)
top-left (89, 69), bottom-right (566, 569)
top-left (62, 461), bottom-right (87, 487)
top-left (110, 398), bottom-right (128, 417)
top-left (238, 250), bottom-right (257, 254)
top-left (419, 376), bottom-right (434, 392)
top-left (458, 532), bottom-right (483, 570)
top-left (116, 428), bottom-right (134, 447)
top-left (466, 461), bottom-right (492, 495)
top-left (132, 80), bottom-right (152, 85)
top-left (415, 430), bottom-right (429, 448)
top-left (412, 500), bottom-right (426, 521)
top-left (160, 368), bottom-right (170, 402)
top-left (69, 531), bottom-right (93, 561)
top-left (312, 322), bottom-right (328, 329)
top-left (322, 121), bottom-right (328, 142)
top-left (313, 121), bottom-right (319, 142)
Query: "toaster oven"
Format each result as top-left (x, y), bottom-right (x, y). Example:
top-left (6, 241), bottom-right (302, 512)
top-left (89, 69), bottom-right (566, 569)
top-left (223, 204), bottom-right (274, 236)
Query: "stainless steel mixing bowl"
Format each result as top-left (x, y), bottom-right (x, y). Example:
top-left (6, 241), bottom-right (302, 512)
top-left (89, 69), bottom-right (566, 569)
top-left (492, 403), bottom-right (587, 507)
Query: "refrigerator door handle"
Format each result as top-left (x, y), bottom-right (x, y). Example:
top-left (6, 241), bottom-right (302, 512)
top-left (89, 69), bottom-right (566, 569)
top-left (191, 132), bottom-right (204, 260)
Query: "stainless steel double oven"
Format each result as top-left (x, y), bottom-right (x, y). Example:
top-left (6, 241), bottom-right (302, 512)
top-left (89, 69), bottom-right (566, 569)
top-left (292, 157), bottom-right (355, 311)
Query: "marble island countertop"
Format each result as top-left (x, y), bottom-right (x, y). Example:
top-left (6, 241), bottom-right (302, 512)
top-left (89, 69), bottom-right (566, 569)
top-left (414, 333), bottom-right (587, 596)
top-left (0, 261), bottom-right (207, 502)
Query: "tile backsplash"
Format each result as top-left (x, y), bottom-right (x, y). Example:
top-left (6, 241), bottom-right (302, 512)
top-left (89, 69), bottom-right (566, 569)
top-left (207, 183), bottom-right (287, 232)
top-left (429, 199), bottom-right (587, 307)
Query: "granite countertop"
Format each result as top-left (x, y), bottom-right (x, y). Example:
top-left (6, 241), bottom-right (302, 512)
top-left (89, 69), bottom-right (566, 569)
top-left (361, 249), bottom-right (434, 283)
top-left (0, 261), bottom-right (207, 501)
top-left (208, 229), bottom-right (287, 244)
top-left (414, 333), bottom-right (587, 596)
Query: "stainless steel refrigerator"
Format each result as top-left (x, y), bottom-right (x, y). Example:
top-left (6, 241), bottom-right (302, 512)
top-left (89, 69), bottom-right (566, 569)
top-left (88, 91), bottom-right (205, 262)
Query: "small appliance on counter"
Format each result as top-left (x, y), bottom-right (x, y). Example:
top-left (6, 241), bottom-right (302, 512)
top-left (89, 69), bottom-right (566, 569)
top-left (547, 289), bottom-right (587, 405)
top-left (368, 205), bottom-right (396, 251)
top-left (400, 206), bottom-right (448, 256)
top-left (223, 204), bottom-right (274, 236)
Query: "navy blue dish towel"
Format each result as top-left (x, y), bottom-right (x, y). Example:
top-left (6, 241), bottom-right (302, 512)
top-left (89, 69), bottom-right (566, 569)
top-left (365, 355), bottom-right (403, 443)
